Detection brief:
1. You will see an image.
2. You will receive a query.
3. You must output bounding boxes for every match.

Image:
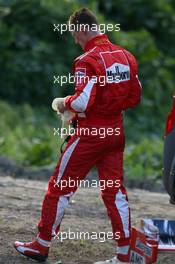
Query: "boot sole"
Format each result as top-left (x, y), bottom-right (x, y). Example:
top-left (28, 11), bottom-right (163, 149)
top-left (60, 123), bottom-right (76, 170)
top-left (14, 244), bottom-right (48, 262)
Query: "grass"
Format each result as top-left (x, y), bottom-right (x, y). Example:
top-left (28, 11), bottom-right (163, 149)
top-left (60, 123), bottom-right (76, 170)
top-left (125, 137), bottom-right (163, 182)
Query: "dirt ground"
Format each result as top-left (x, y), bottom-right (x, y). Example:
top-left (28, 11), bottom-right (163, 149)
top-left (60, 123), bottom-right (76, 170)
top-left (0, 176), bottom-right (175, 264)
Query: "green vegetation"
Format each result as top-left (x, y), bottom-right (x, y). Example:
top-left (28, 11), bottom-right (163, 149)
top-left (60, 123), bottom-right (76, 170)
top-left (125, 137), bottom-right (163, 183)
top-left (0, 101), bottom-right (163, 182)
top-left (0, 101), bottom-right (61, 166)
top-left (0, 0), bottom-right (174, 181)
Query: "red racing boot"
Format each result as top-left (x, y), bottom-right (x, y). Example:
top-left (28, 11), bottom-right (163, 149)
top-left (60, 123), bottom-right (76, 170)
top-left (14, 238), bottom-right (50, 262)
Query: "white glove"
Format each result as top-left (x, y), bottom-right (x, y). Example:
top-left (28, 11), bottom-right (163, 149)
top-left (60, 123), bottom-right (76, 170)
top-left (52, 97), bottom-right (65, 113)
top-left (52, 97), bottom-right (74, 124)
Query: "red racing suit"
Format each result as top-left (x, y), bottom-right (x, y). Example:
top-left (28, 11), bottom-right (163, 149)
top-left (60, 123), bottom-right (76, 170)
top-left (38, 34), bottom-right (142, 249)
top-left (65, 34), bottom-right (141, 127)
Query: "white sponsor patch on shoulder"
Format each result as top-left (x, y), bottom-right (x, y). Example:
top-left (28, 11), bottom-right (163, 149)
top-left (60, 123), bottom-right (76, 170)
top-left (106, 62), bottom-right (130, 83)
top-left (75, 68), bottom-right (86, 85)
top-left (100, 50), bottom-right (130, 83)
top-left (75, 68), bottom-right (86, 77)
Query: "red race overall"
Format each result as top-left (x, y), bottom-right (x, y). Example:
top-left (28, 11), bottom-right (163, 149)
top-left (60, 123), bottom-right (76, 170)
top-left (38, 34), bottom-right (142, 247)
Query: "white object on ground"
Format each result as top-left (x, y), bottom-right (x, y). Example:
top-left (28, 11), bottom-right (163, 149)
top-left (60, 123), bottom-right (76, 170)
top-left (93, 256), bottom-right (129, 264)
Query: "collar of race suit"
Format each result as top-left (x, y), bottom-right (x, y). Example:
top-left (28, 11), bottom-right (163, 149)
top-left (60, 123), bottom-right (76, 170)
top-left (84, 34), bottom-right (110, 52)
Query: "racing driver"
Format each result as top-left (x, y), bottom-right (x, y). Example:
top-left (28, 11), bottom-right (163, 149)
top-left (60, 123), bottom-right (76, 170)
top-left (14, 8), bottom-right (142, 264)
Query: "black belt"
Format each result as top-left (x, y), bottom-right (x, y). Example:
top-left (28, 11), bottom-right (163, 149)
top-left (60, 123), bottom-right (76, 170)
top-left (60, 119), bottom-right (77, 153)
